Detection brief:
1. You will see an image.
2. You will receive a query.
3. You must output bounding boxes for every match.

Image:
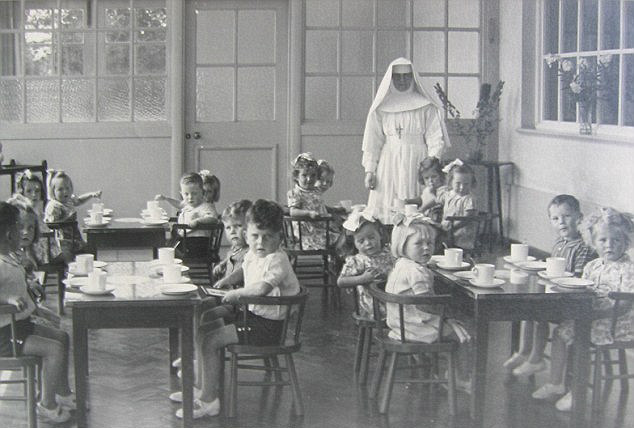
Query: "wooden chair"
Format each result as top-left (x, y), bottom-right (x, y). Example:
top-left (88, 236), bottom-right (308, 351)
top-left (0, 304), bottom-right (40, 428)
top-left (0, 159), bottom-right (48, 197)
top-left (223, 287), bottom-right (309, 418)
top-left (589, 291), bottom-right (634, 426)
top-left (444, 211), bottom-right (492, 256)
top-left (282, 214), bottom-right (339, 306)
top-left (366, 283), bottom-right (458, 415)
top-left (172, 221), bottom-right (223, 286)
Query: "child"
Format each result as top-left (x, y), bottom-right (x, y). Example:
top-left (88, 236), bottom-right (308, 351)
top-left (337, 211), bottom-right (393, 318)
top-left (316, 159), bottom-right (335, 194)
top-left (504, 195), bottom-right (597, 376)
top-left (437, 159), bottom-right (477, 250)
top-left (287, 152), bottom-right (330, 249)
top-left (173, 199), bottom-right (300, 419)
top-left (211, 199), bottom-right (252, 283)
top-left (0, 202), bottom-right (75, 423)
top-left (44, 170), bottom-right (101, 260)
top-left (199, 169), bottom-right (221, 211)
top-left (532, 207), bottom-right (634, 411)
top-left (406, 157), bottom-right (447, 223)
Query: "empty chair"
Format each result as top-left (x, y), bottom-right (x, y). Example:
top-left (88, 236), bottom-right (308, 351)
top-left (444, 211), bottom-right (492, 256)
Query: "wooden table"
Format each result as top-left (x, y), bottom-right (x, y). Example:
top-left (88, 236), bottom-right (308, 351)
top-left (431, 258), bottom-right (593, 428)
top-left (83, 218), bottom-right (169, 258)
top-left (66, 261), bottom-right (200, 428)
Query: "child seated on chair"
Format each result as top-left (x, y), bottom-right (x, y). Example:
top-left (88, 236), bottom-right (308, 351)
top-left (0, 202), bottom-right (76, 424)
top-left (405, 157), bottom-right (447, 223)
top-left (532, 207), bottom-right (634, 412)
top-left (211, 199), bottom-right (252, 283)
top-left (337, 210), bottom-right (393, 318)
top-left (504, 195), bottom-right (597, 377)
top-left (172, 199), bottom-right (300, 419)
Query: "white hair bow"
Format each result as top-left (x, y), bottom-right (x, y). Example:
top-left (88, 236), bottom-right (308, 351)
top-left (342, 209), bottom-right (377, 232)
top-left (392, 211), bottom-right (436, 227)
top-left (199, 169), bottom-right (211, 177)
top-left (441, 158), bottom-right (464, 174)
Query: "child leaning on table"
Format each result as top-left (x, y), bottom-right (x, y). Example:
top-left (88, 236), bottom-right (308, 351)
top-left (0, 202), bottom-right (76, 424)
top-left (532, 207), bottom-right (634, 412)
top-left (172, 199), bottom-right (300, 419)
top-left (211, 199), bottom-right (252, 283)
top-left (504, 195), bottom-right (597, 377)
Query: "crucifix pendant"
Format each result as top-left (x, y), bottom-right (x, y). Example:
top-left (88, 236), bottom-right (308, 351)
top-left (396, 124), bottom-right (403, 139)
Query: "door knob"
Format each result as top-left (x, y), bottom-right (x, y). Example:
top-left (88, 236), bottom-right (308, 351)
top-left (185, 133), bottom-right (191, 139)
top-left (193, 132), bottom-right (201, 139)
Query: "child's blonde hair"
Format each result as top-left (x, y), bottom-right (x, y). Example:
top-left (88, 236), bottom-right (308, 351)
top-left (199, 170), bottom-right (221, 203)
top-left (46, 170), bottom-right (72, 201)
top-left (391, 219), bottom-right (436, 259)
top-left (581, 207), bottom-right (633, 250)
top-left (291, 152), bottom-right (319, 181)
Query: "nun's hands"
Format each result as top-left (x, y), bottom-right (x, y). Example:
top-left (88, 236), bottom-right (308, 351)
top-left (364, 172), bottom-right (376, 190)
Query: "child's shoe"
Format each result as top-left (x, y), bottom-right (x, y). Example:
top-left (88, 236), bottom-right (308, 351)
top-left (169, 387), bottom-right (202, 403)
top-left (175, 398), bottom-right (220, 419)
top-left (555, 391), bottom-right (572, 412)
top-left (532, 383), bottom-right (566, 400)
top-left (37, 402), bottom-right (71, 423)
top-left (502, 352), bottom-right (526, 370)
top-left (512, 359), bottom-right (546, 377)
top-left (56, 392), bottom-right (77, 410)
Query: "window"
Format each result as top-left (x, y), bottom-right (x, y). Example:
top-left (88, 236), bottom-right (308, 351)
top-left (303, 0), bottom-right (483, 122)
top-left (540, 0), bottom-right (634, 129)
top-left (0, 0), bottom-right (167, 124)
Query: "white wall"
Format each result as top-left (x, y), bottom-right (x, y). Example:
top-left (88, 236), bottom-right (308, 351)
top-left (499, 0), bottom-right (634, 252)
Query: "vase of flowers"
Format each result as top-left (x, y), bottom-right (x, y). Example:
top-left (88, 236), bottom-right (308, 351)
top-left (434, 81), bottom-right (505, 162)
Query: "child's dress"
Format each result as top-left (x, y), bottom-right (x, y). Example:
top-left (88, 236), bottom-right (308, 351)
top-left (420, 185), bottom-right (447, 223)
top-left (438, 190), bottom-right (476, 249)
top-left (177, 202), bottom-right (218, 238)
top-left (287, 185), bottom-right (330, 250)
top-left (339, 247), bottom-right (394, 318)
top-left (556, 254), bottom-right (634, 346)
top-left (44, 198), bottom-right (85, 253)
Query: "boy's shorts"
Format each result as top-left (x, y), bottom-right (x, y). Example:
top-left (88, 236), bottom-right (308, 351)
top-left (235, 310), bottom-right (284, 346)
top-left (0, 317), bottom-right (35, 357)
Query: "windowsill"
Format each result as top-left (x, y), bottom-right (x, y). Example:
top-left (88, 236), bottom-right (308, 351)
top-left (517, 124), bottom-right (634, 146)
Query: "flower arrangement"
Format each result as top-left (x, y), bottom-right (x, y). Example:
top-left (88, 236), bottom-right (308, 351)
top-left (545, 54), bottom-right (616, 105)
top-left (434, 81), bottom-right (505, 161)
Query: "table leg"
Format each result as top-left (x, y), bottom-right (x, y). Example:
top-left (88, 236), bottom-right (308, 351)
top-left (511, 321), bottom-right (521, 353)
top-left (169, 327), bottom-right (179, 375)
top-left (570, 316), bottom-right (591, 428)
top-left (73, 312), bottom-right (89, 428)
top-left (471, 315), bottom-right (489, 428)
top-left (180, 315), bottom-right (195, 428)
top-left (494, 166), bottom-right (504, 243)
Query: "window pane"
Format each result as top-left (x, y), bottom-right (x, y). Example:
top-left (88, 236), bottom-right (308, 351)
top-left (447, 76), bottom-right (479, 118)
top-left (543, 0), bottom-right (559, 54)
top-left (413, 31), bottom-right (445, 73)
top-left (196, 67), bottom-right (234, 122)
top-left (561, 58), bottom-right (577, 121)
top-left (0, 79), bottom-right (22, 122)
top-left (625, 1), bottom-right (634, 48)
top-left (62, 78), bottom-right (94, 122)
top-left (624, 54), bottom-right (634, 126)
top-left (414, 0), bottom-right (446, 27)
top-left (26, 79), bottom-right (59, 122)
top-left (61, 8), bottom-right (84, 29)
top-left (600, 0), bottom-right (619, 49)
top-left (342, 0), bottom-right (374, 27)
top-left (24, 7), bottom-right (56, 29)
top-left (377, 30), bottom-right (410, 73)
top-left (237, 67), bottom-right (275, 121)
top-left (305, 76), bottom-right (337, 120)
top-left (448, 31), bottom-right (479, 73)
top-left (598, 55), bottom-right (618, 125)
top-left (306, 0), bottom-right (339, 27)
top-left (106, 30), bottom-right (130, 43)
top-left (305, 30), bottom-right (338, 73)
top-left (562, 0), bottom-right (578, 52)
top-left (105, 8), bottom-right (130, 28)
top-left (136, 29), bottom-right (165, 42)
top-left (341, 76), bottom-right (373, 120)
top-left (134, 77), bottom-right (165, 121)
top-left (0, 34), bottom-right (18, 76)
top-left (341, 31), bottom-right (373, 73)
top-left (0, 1), bottom-right (19, 29)
top-left (238, 10), bottom-right (276, 64)
top-left (135, 8), bottom-right (167, 28)
top-left (62, 44), bottom-right (84, 75)
top-left (543, 61), bottom-right (558, 120)
top-left (105, 44), bottom-right (129, 74)
top-left (25, 33), bottom-right (57, 76)
top-left (135, 44), bottom-right (165, 74)
top-left (196, 10), bottom-right (234, 65)
top-left (98, 78), bottom-right (130, 121)
top-left (378, 0), bottom-right (411, 27)
top-left (580, 0), bottom-right (598, 51)
top-left (448, 0), bottom-right (479, 28)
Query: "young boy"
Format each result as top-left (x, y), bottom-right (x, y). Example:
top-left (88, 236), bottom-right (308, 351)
top-left (504, 194), bottom-right (597, 376)
top-left (173, 199), bottom-right (300, 419)
top-left (211, 199), bottom-right (252, 283)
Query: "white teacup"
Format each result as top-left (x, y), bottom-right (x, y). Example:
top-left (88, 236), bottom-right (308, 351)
top-left (147, 200), bottom-right (160, 211)
top-left (471, 263), bottom-right (495, 285)
top-left (158, 247), bottom-right (175, 265)
top-left (404, 204), bottom-right (418, 215)
top-left (75, 254), bottom-right (94, 275)
top-left (510, 244), bottom-right (529, 262)
top-left (546, 257), bottom-right (566, 277)
top-left (163, 264), bottom-right (182, 283)
top-left (340, 200), bottom-right (352, 211)
top-left (90, 211), bottom-right (103, 224)
top-left (88, 268), bottom-right (107, 290)
top-left (444, 248), bottom-right (463, 267)
top-left (91, 202), bottom-right (104, 213)
top-left (510, 269), bottom-right (529, 285)
top-left (149, 207), bottom-right (163, 220)
top-left (393, 199), bottom-right (405, 211)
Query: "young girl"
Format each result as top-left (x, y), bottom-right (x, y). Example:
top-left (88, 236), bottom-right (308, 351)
top-left (44, 170), bottom-right (101, 260)
top-left (437, 159), bottom-right (478, 250)
top-left (406, 157), bottom-right (447, 223)
top-left (532, 207), bottom-right (634, 411)
top-left (200, 170), bottom-right (221, 211)
top-left (0, 202), bottom-right (75, 423)
top-left (316, 159), bottom-right (335, 194)
top-left (287, 152), bottom-right (330, 249)
top-left (211, 199), bottom-right (252, 283)
top-left (337, 211), bottom-right (393, 318)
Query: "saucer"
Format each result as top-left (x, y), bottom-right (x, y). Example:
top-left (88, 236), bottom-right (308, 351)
top-left (516, 261), bottom-right (547, 271)
top-left (469, 278), bottom-right (505, 288)
top-left (161, 277), bottom-right (192, 284)
top-left (160, 284), bottom-right (198, 295)
top-left (141, 219), bottom-right (169, 226)
top-left (503, 255), bottom-right (537, 264)
top-left (150, 264), bottom-right (190, 275)
top-left (552, 277), bottom-right (594, 289)
top-left (88, 208), bottom-right (113, 216)
top-left (436, 262), bottom-right (470, 271)
top-left (537, 271), bottom-right (574, 280)
top-left (80, 285), bottom-right (115, 295)
top-left (63, 277), bottom-right (90, 288)
top-left (150, 258), bottom-right (183, 266)
top-left (454, 271), bottom-right (474, 280)
top-left (84, 219), bottom-right (111, 228)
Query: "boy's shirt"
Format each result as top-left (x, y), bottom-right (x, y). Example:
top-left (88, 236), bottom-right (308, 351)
top-left (0, 253), bottom-right (36, 328)
top-left (552, 235), bottom-right (598, 276)
top-left (177, 202), bottom-right (218, 237)
top-left (242, 248), bottom-right (300, 320)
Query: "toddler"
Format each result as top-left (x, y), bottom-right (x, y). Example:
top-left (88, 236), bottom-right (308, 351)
top-left (173, 199), bottom-right (300, 419)
top-left (211, 199), bottom-right (252, 283)
top-left (0, 202), bottom-right (75, 423)
top-left (44, 170), bottom-right (101, 260)
top-left (406, 157), bottom-right (447, 223)
top-left (437, 159), bottom-right (478, 250)
top-left (287, 152), bottom-right (330, 249)
top-left (316, 159), bottom-right (335, 194)
top-left (337, 211), bottom-right (393, 318)
top-left (532, 207), bottom-right (634, 411)
top-left (504, 195), bottom-right (597, 376)
top-left (199, 169), bottom-right (221, 210)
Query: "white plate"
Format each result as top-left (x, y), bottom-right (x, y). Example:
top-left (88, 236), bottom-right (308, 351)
top-left (63, 277), bottom-right (90, 288)
top-left (160, 284), bottom-right (198, 295)
top-left (141, 219), bottom-right (169, 226)
top-left (161, 277), bottom-right (192, 284)
top-left (436, 262), bottom-right (471, 271)
top-left (84, 220), bottom-right (111, 228)
top-left (107, 275), bottom-right (147, 285)
top-left (80, 286), bottom-right (115, 295)
top-left (552, 277), bottom-right (594, 289)
top-left (516, 261), bottom-right (547, 271)
top-left (150, 258), bottom-right (183, 266)
top-left (503, 255), bottom-right (537, 263)
top-left (88, 208), bottom-right (113, 216)
top-left (537, 271), bottom-right (574, 280)
top-left (150, 264), bottom-right (190, 275)
top-left (469, 278), bottom-right (505, 288)
top-left (454, 271), bottom-right (474, 280)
